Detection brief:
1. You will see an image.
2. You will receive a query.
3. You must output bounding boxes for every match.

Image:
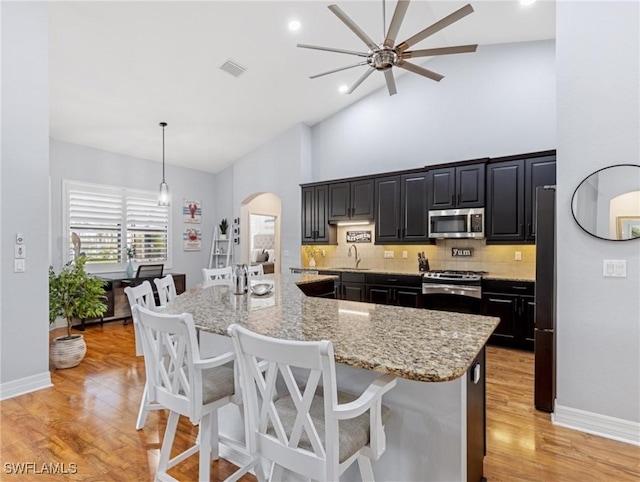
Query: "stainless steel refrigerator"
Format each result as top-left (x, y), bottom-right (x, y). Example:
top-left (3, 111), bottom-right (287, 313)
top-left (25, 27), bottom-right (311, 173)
top-left (534, 186), bottom-right (556, 412)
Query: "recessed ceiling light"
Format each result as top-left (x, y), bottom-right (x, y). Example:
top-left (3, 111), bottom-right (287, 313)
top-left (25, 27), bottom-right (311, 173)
top-left (520, 0), bottom-right (536, 5)
top-left (338, 85), bottom-right (348, 94)
top-left (288, 20), bottom-right (301, 31)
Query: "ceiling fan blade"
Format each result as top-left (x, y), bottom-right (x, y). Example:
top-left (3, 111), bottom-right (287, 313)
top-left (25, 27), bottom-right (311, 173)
top-left (309, 61), bottom-right (369, 79)
top-left (383, 0), bottom-right (410, 48)
top-left (396, 3), bottom-right (474, 52)
top-left (347, 67), bottom-right (375, 94)
top-left (384, 70), bottom-right (397, 96)
top-left (328, 4), bottom-right (378, 50)
top-left (396, 60), bottom-right (444, 82)
top-left (297, 43), bottom-right (369, 58)
top-left (402, 44), bottom-right (478, 59)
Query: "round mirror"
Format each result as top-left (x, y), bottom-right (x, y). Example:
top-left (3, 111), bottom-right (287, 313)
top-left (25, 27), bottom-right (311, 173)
top-left (571, 164), bottom-right (640, 241)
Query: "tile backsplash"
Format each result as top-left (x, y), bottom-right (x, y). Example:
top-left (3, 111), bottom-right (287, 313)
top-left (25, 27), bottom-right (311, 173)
top-left (301, 225), bottom-right (536, 279)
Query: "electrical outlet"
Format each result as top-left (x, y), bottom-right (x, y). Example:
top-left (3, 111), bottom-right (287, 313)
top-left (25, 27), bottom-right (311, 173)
top-left (514, 251), bottom-right (522, 261)
top-left (283, 250), bottom-right (289, 257)
top-left (402, 251), bottom-right (408, 259)
top-left (384, 251), bottom-right (394, 259)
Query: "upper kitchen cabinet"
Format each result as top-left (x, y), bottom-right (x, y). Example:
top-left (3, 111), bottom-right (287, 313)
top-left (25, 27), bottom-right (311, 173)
top-left (486, 151), bottom-right (556, 243)
top-left (328, 179), bottom-right (374, 222)
top-left (427, 162), bottom-right (486, 210)
top-left (375, 172), bottom-right (431, 244)
top-left (301, 184), bottom-right (336, 244)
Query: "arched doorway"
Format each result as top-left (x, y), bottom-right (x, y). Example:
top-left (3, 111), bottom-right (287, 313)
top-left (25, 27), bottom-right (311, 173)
top-left (240, 192), bottom-right (282, 274)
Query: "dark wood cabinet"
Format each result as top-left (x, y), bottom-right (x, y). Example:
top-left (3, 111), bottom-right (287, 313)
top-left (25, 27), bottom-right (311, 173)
top-left (375, 172), bottom-right (431, 244)
top-left (328, 179), bottom-right (374, 222)
top-left (524, 155), bottom-right (557, 241)
top-left (301, 185), bottom-right (335, 244)
top-left (482, 279), bottom-right (535, 350)
top-left (341, 272), bottom-right (366, 302)
top-left (365, 273), bottom-right (423, 308)
top-left (427, 163), bottom-right (485, 210)
top-left (486, 152), bottom-right (556, 243)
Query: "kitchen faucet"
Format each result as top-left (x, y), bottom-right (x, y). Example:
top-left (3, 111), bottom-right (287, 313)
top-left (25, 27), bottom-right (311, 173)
top-left (348, 244), bottom-right (361, 269)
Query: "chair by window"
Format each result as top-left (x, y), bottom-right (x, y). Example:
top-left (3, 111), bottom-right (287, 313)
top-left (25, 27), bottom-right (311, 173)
top-left (202, 266), bottom-right (233, 283)
top-left (228, 324), bottom-right (397, 482)
top-left (247, 264), bottom-right (264, 277)
top-left (134, 306), bottom-right (255, 482)
top-left (124, 281), bottom-right (162, 430)
top-left (136, 263), bottom-right (164, 279)
top-left (154, 274), bottom-right (177, 307)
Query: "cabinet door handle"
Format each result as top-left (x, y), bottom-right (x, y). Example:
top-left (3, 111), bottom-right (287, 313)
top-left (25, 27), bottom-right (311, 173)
top-left (397, 228), bottom-right (401, 238)
top-left (528, 223), bottom-right (532, 237)
top-left (451, 194), bottom-right (455, 205)
top-left (457, 194), bottom-right (461, 205)
top-left (512, 286), bottom-right (527, 290)
top-left (519, 224), bottom-right (523, 236)
top-left (402, 227), bottom-right (406, 238)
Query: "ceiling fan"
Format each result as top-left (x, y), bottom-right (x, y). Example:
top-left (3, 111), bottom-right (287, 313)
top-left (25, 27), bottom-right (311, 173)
top-left (298, 1), bottom-right (478, 96)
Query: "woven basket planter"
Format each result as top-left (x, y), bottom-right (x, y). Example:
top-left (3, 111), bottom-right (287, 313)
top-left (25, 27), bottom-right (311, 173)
top-left (50, 335), bottom-right (87, 369)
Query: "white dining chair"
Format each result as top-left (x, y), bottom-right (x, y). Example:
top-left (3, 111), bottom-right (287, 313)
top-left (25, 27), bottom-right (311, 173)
top-left (228, 323), bottom-right (397, 482)
top-left (154, 274), bottom-right (177, 307)
top-left (247, 264), bottom-right (264, 277)
top-left (134, 305), bottom-right (256, 482)
top-left (124, 281), bottom-right (164, 430)
top-left (202, 266), bottom-right (233, 284)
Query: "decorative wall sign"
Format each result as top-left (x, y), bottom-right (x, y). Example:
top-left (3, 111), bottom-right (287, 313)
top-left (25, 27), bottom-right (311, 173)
top-left (451, 247), bottom-right (473, 257)
top-left (183, 228), bottom-right (202, 251)
top-left (183, 200), bottom-right (201, 223)
top-left (346, 231), bottom-right (372, 243)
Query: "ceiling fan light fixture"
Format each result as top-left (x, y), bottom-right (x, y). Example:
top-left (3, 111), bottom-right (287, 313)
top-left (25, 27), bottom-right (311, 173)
top-left (298, 1), bottom-right (478, 96)
top-left (338, 84), bottom-right (349, 93)
top-left (520, 0), bottom-right (536, 5)
top-left (158, 122), bottom-right (171, 207)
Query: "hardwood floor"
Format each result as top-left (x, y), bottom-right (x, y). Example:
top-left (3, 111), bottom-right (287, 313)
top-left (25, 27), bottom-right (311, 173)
top-left (1, 323), bottom-right (638, 481)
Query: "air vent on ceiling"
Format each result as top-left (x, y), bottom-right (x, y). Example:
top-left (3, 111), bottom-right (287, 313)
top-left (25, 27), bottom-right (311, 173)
top-left (220, 59), bottom-right (246, 78)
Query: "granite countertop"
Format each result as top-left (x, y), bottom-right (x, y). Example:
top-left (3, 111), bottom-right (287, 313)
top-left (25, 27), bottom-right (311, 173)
top-left (295, 267), bottom-right (535, 282)
top-left (166, 273), bottom-right (499, 383)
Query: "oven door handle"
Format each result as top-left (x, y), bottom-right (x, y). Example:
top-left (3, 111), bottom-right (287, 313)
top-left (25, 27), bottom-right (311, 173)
top-left (422, 284), bottom-right (483, 299)
top-left (433, 284), bottom-right (481, 293)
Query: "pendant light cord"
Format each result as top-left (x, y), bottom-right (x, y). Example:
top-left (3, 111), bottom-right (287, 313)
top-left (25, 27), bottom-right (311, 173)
top-left (160, 122), bottom-right (167, 182)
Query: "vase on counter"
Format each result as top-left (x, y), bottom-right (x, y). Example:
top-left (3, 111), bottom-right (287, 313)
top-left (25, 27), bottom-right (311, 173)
top-left (308, 256), bottom-right (316, 267)
top-left (126, 259), bottom-right (134, 278)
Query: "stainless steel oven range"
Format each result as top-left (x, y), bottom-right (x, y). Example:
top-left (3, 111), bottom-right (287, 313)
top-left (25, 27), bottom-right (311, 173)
top-left (422, 270), bottom-right (486, 314)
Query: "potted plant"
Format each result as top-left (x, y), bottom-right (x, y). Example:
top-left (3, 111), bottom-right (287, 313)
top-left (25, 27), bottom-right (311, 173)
top-left (219, 218), bottom-right (229, 240)
top-left (49, 256), bottom-right (107, 369)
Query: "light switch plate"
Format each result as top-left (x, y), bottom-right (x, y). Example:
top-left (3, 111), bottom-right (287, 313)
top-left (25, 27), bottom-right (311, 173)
top-left (603, 259), bottom-right (627, 278)
top-left (14, 259), bottom-right (26, 273)
top-left (514, 251), bottom-right (522, 261)
top-left (384, 251), bottom-right (394, 259)
top-left (402, 251), bottom-right (408, 259)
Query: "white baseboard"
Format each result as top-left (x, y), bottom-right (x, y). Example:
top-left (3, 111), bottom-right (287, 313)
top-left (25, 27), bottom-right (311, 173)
top-left (0, 371), bottom-right (53, 401)
top-left (553, 404), bottom-right (640, 446)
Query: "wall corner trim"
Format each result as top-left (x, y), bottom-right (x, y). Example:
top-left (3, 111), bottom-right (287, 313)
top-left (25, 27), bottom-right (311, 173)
top-left (553, 404), bottom-right (640, 446)
top-left (0, 372), bottom-right (53, 401)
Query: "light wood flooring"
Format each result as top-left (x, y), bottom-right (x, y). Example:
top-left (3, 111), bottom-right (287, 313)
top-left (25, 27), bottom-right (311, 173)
top-left (0, 322), bottom-right (638, 481)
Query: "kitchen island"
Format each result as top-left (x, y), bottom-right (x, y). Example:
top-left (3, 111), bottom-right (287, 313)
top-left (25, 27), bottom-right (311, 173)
top-left (167, 273), bottom-right (499, 481)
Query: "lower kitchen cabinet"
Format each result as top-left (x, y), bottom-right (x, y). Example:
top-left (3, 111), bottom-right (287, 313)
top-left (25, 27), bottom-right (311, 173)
top-left (341, 272), bottom-right (367, 302)
top-left (366, 273), bottom-right (423, 308)
top-left (482, 279), bottom-right (535, 350)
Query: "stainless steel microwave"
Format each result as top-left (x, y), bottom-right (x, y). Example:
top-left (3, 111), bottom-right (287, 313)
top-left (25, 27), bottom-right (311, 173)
top-left (428, 208), bottom-right (485, 239)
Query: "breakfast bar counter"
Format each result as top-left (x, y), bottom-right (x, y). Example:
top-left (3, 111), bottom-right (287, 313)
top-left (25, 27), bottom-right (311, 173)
top-left (166, 273), bottom-right (499, 482)
top-left (167, 273), bottom-right (498, 383)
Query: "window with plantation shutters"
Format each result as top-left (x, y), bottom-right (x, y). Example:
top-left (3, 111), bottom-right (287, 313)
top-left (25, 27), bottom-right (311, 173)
top-left (126, 194), bottom-right (169, 262)
top-left (64, 180), bottom-right (171, 271)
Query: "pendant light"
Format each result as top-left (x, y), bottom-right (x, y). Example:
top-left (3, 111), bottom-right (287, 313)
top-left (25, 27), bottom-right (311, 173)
top-left (158, 122), bottom-right (171, 206)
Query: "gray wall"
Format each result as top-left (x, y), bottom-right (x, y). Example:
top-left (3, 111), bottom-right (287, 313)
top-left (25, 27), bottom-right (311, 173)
top-left (556, 1), bottom-right (640, 423)
top-left (227, 123), bottom-right (312, 273)
top-left (50, 139), bottom-right (216, 288)
top-left (311, 41), bottom-right (556, 180)
top-left (1, 2), bottom-right (52, 395)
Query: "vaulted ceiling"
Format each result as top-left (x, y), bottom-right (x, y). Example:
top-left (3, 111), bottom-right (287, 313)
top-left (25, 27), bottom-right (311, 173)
top-left (48, 1), bottom-right (555, 174)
